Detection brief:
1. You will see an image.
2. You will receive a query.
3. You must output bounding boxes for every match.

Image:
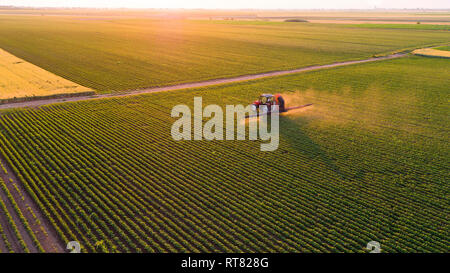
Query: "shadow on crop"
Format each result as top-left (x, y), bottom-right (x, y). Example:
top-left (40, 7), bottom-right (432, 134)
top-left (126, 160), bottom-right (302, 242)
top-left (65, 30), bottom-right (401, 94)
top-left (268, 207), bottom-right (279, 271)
top-left (278, 115), bottom-right (347, 181)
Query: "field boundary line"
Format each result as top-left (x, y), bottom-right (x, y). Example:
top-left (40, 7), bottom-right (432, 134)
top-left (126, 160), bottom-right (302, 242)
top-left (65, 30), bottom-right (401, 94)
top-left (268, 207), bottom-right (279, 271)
top-left (0, 53), bottom-right (407, 110)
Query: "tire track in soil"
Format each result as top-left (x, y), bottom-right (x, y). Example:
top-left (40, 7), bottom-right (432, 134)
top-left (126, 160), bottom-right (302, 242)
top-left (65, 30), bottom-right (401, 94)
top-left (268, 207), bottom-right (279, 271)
top-left (0, 155), bottom-right (65, 252)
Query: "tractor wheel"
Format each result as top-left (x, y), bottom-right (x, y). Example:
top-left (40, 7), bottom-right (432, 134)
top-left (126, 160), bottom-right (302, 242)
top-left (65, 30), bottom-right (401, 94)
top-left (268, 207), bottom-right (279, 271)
top-left (278, 96), bottom-right (286, 112)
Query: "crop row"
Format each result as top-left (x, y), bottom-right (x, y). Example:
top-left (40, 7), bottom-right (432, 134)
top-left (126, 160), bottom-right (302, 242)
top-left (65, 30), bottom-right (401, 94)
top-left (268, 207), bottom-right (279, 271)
top-left (0, 177), bottom-right (29, 253)
top-left (1, 55), bottom-right (449, 252)
top-left (0, 89), bottom-right (447, 253)
top-left (0, 217), bottom-right (12, 252)
top-left (0, 176), bottom-right (44, 252)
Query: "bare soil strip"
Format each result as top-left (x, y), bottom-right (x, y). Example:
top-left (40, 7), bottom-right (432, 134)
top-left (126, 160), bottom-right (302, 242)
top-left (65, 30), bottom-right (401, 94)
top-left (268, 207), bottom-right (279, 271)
top-left (0, 155), bottom-right (65, 252)
top-left (0, 53), bottom-right (407, 110)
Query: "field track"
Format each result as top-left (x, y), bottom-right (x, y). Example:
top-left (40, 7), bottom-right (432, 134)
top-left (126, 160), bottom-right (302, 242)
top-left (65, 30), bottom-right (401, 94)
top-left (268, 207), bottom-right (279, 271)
top-left (0, 53), bottom-right (407, 110)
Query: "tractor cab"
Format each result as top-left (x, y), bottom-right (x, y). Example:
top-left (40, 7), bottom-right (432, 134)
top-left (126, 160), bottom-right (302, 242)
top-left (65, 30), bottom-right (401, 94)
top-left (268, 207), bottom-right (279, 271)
top-left (258, 94), bottom-right (275, 104)
top-left (252, 94), bottom-right (285, 113)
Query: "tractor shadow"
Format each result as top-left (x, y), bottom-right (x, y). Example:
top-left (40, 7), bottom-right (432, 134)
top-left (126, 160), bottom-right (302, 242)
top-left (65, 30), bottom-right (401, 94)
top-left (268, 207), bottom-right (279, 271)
top-left (278, 115), bottom-right (347, 181)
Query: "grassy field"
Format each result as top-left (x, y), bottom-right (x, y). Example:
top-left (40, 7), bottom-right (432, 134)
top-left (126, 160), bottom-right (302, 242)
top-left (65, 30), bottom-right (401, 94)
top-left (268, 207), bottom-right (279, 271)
top-left (0, 48), bottom-right (92, 101)
top-left (0, 55), bottom-right (448, 252)
top-left (0, 16), bottom-right (449, 92)
top-left (435, 45), bottom-right (450, 51)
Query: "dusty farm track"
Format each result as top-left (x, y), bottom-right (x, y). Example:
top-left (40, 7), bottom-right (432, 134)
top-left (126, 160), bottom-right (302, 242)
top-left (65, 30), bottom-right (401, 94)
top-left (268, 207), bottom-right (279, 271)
top-left (0, 53), bottom-right (407, 110)
top-left (0, 155), bottom-right (65, 252)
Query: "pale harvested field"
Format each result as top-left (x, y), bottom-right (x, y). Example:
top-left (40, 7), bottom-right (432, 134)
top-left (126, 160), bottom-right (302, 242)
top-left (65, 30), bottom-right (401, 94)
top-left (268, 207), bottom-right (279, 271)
top-left (413, 48), bottom-right (450, 58)
top-left (0, 48), bottom-right (92, 100)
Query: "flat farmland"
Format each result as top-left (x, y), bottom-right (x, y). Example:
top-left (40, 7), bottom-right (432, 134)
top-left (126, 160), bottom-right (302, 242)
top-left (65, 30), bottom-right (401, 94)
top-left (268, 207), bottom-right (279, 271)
top-left (0, 16), bottom-right (449, 92)
top-left (0, 55), bottom-right (447, 252)
top-left (0, 48), bottom-right (92, 101)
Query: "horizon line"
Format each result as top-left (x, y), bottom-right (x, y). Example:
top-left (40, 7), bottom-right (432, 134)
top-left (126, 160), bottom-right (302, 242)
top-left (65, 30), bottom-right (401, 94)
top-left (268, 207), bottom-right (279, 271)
top-left (1, 6), bottom-right (450, 11)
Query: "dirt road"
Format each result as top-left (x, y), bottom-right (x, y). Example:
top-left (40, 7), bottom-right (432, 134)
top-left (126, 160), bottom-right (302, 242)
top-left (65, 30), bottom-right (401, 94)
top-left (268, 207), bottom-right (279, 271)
top-left (0, 53), bottom-right (407, 110)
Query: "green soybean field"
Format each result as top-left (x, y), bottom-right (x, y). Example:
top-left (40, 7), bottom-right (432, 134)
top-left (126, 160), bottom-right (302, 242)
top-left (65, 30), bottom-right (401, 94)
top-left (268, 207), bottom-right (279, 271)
top-left (0, 55), bottom-right (448, 252)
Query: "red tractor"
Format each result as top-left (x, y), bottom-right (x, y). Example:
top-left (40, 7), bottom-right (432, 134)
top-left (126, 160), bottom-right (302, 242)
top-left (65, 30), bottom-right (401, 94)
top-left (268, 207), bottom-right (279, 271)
top-left (251, 94), bottom-right (286, 113)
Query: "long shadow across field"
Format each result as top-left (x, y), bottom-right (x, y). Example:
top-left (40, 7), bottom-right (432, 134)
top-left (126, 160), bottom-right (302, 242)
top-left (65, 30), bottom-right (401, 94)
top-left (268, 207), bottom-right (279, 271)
top-left (279, 115), bottom-right (347, 181)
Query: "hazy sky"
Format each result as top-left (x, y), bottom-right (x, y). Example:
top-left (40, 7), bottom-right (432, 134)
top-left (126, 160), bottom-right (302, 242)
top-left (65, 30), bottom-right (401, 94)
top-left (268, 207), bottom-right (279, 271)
top-left (1, 0), bottom-right (449, 9)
